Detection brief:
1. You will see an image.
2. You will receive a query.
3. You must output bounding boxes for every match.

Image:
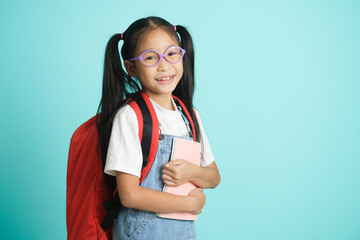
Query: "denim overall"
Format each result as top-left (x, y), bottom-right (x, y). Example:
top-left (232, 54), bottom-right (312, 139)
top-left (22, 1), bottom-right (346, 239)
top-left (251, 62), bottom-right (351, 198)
top-left (113, 107), bottom-right (197, 240)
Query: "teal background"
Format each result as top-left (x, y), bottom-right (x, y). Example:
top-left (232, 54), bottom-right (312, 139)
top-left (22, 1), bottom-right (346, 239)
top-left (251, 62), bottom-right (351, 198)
top-left (1, 0), bottom-right (359, 239)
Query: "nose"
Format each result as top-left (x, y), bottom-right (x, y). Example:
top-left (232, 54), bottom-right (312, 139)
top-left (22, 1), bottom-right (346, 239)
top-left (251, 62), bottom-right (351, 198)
top-left (157, 55), bottom-right (171, 71)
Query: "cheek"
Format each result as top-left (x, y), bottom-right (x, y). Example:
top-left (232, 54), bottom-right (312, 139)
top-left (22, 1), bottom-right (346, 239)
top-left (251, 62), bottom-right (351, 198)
top-left (177, 64), bottom-right (184, 77)
top-left (138, 67), bottom-right (154, 79)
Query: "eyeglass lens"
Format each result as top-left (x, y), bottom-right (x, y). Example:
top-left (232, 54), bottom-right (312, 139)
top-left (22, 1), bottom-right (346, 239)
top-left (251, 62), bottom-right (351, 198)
top-left (142, 46), bottom-right (183, 66)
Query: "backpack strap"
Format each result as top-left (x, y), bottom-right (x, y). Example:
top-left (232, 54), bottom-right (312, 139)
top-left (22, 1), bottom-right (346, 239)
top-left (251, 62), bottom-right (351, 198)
top-left (130, 92), bottom-right (159, 183)
top-left (101, 92), bottom-right (159, 231)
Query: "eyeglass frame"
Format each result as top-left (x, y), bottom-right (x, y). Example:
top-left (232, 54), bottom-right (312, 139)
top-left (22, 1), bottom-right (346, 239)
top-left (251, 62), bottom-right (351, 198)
top-left (127, 46), bottom-right (186, 67)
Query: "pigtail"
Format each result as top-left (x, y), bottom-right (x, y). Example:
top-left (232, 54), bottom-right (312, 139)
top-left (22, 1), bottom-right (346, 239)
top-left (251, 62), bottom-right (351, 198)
top-left (173, 25), bottom-right (201, 142)
top-left (96, 33), bottom-right (141, 188)
top-left (100, 34), bottom-right (125, 116)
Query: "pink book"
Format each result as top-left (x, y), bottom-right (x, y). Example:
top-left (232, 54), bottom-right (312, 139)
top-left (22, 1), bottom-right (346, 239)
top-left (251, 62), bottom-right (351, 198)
top-left (157, 137), bottom-right (201, 220)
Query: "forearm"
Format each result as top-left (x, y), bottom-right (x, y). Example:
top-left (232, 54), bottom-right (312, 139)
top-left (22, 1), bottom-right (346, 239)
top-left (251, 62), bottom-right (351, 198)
top-left (190, 163), bottom-right (221, 189)
top-left (120, 185), bottom-right (196, 213)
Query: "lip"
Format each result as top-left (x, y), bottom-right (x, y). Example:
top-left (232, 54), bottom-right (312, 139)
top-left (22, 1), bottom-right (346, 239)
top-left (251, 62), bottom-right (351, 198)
top-left (155, 75), bottom-right (175, 85)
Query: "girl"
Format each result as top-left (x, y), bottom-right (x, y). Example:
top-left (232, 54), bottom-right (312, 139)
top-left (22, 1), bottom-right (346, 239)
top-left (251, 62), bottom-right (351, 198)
top-left (97, 16), bottom-right (220, 240)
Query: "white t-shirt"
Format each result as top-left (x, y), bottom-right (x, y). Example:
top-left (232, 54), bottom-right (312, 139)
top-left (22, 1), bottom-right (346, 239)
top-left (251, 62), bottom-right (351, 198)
top-left (104, 97), bottom-right (215, 178)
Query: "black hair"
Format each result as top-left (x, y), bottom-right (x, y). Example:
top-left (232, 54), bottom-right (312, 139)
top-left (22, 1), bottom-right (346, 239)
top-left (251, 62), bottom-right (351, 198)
top-left (96, 16), bottom-right (201, 188)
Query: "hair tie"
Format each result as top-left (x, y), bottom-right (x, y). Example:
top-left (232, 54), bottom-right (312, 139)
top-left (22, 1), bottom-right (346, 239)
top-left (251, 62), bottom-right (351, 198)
top-left (120, 33), bottom-right (124, 40)
top-left (173, 25), bottom-right (177, 32)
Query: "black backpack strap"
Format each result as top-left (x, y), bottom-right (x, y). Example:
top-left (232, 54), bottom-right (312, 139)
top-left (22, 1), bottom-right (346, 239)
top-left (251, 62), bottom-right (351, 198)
top-left (135, 92), bottom-right (159, 183)
top-left (101, 92), bottom-right (159, 231)
top-left (100, 193), bottom-right (121, 231)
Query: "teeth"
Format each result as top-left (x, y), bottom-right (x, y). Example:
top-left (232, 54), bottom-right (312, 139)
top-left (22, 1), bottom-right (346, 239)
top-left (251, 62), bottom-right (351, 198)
top-left (157, 76), bottom-right (173, 81)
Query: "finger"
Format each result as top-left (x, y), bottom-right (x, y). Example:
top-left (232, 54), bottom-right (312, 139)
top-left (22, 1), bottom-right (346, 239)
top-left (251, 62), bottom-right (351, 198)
top-left (162, 169), bottom-right (175, 177)
top-left (164, 179), bottom-right (185, 187)
top-left (164, 180), bottom-right (176, 186)
top-left (163, 163), bottom-right (175, 170)
top-left (164, 159), bottom-right (183, 168)
top-left (162, 174), bottom-right (175, 180)
top-left (162, 174), bottom-right (176, 182)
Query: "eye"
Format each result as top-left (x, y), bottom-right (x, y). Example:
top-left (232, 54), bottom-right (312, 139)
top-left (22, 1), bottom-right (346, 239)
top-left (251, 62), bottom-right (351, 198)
top-left (145, 56), bottom-right (156, 61)
top-left (143, 51), bottom-right (158, 62)
top-left (168, 51), bottom-right (178, 56)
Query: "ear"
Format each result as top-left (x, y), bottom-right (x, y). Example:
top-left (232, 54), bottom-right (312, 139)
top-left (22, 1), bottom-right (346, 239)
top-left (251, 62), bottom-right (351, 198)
top-left (124, 60), bottom-right (137, 77)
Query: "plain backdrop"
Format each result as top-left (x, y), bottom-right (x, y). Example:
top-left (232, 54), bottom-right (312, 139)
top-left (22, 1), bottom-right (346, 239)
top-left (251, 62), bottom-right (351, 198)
top-left (1, 0), bottom-right (359, 239)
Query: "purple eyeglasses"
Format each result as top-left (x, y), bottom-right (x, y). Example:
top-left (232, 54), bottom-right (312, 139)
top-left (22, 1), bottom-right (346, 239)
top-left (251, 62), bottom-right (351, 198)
top-left (128, 46), bottom-right (185, 67)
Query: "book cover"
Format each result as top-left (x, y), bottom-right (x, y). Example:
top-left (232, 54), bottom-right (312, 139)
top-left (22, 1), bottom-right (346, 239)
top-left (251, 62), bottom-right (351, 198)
top-left (157, 137), bottom-right (201, 220)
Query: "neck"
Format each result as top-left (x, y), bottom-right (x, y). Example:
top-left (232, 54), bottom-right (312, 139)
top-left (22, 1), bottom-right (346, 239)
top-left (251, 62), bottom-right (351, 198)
top-left (144, 91), bottom-right (174, 111)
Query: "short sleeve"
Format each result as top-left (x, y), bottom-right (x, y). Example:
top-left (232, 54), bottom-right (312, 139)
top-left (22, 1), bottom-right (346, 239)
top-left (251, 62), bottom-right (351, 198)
top-left (194, 110), bottom-right (215, 167)
top-left (104, 106), bottom-right (143, 178)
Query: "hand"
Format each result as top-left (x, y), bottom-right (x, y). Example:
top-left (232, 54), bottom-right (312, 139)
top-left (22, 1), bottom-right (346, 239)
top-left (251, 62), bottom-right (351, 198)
top-left (162, 159), bottom-right (198, 187)
top-left (189, 188), bottom-right (206, 214)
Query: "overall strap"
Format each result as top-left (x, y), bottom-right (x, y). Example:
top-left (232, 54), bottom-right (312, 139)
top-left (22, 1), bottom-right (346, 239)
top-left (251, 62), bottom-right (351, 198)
top-left (177, 107), bottom-right (193, 138)
top-left (172, 95), bottom-right (197, 142)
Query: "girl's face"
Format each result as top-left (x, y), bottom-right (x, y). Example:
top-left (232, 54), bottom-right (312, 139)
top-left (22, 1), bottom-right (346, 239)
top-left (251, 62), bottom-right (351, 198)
top-left (124, 28), bottom-right (183, 102)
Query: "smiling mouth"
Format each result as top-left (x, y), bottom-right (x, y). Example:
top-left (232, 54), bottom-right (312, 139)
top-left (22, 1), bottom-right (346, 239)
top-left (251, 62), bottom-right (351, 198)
top-left (156, 75), bottom-right (174, 81)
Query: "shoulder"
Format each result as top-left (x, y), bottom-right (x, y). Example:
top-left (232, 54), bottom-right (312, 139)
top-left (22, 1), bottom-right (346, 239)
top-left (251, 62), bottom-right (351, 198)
top-left (193, 108), bottom-right (199, 117)
top-left (192, 108), bottom-right (205, 135)
top-left (193, 108), bottom-right (203, 124)
top-left (112, 103), bottom-right (139, 131)
top-left (114, 103), bottom-right (137, 121)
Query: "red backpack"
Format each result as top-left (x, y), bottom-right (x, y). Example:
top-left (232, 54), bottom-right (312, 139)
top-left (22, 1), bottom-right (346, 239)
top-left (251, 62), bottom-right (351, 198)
top-left (66, 92), bottom-right (197, 240)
